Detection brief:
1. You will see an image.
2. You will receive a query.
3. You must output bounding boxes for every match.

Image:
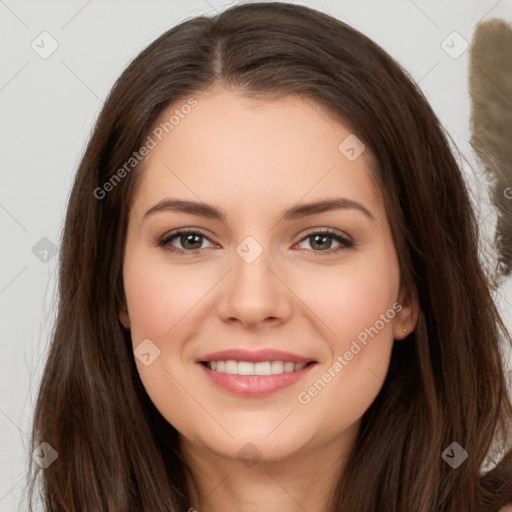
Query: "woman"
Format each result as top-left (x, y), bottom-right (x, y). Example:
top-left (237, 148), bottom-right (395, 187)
top-left (26, 2), bottom-right (512, 511)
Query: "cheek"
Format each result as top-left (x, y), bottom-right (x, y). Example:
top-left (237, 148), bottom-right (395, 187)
top-left (298, 254), bottom-right (400, 350)
top-left (123, 256), bottom-right (208, 427)
top-left (293, 270), bottom-right (399, 431)
top-left (293, 251), bottom-right (399, 404)
top-left (123, 255), bottom-right (207, 343)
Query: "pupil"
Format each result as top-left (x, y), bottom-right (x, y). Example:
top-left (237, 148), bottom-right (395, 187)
top-left (182, 234), bottom-right (202, 249)
top-left (312, 234), bottom-right (331, 250)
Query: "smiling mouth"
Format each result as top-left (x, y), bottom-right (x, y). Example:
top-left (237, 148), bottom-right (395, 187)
top-left (200, 360), bottom-right (317, 375)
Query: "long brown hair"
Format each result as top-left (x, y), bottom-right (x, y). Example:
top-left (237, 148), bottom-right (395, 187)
top-left (26, 2), bottom-right (512, 510)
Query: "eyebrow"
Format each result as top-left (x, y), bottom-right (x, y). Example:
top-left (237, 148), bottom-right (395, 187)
top-left (143, 197), bottom-right (375, 223)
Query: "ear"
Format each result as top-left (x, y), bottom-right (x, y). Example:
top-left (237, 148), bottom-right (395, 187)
top-left (393, 283), bottom-right (419, 340)
top-left (119, 308), bottom-right (131, 329)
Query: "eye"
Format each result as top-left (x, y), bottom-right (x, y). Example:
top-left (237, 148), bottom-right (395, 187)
top-left (295, 229), bottom-right (354, 255)
top-left (157, 228), bottom-right (355, 256)
top-left (158, 229), bottom-right (214, 254)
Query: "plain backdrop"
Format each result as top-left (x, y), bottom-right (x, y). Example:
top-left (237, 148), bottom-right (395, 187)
top-left (1, 0), bottom-right (512, 510)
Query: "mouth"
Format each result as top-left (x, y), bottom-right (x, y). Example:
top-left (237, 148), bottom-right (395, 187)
top-left (196, 350), bottom-right (318, 397)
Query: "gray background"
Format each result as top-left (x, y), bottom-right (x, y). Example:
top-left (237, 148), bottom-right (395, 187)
top-left (1, 0), bottom-right (512, 509)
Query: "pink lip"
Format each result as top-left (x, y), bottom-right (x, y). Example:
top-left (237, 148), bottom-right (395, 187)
top-left (196, 360), bottom-right (317, 397)
top-left (196, 348), bottom-right (316, 364)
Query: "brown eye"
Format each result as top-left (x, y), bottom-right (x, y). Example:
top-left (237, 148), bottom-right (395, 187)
top-left (158, 229), bottom-right (214, 253)
top-left (296, 229), bottom-right (354, 254)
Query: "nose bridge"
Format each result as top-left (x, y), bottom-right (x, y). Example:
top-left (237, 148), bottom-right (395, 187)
top-left (216, 234), bottom-right (293, 325)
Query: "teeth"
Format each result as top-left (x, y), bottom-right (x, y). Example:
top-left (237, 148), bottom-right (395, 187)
top-left (206, 360), bottom-right (308, 375)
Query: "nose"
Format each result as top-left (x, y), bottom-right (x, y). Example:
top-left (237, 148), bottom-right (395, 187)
top-left (215, 239), bottom-right (294, 329)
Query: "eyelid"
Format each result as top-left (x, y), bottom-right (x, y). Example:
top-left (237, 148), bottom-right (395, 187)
top-left (299, 226), bottom-right (352, 240)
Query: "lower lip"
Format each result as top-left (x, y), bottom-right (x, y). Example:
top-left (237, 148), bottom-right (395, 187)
top-left (197, 362), bottom-right (317, 397)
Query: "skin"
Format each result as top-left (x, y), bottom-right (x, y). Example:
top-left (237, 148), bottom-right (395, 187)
top-left (119, 84), bottom-right (418, 512)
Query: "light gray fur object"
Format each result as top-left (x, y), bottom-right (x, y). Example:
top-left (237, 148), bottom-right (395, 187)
top-left (469, 19), bottom-right (512, 276)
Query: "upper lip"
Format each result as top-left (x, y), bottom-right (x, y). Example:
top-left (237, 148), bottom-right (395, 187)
top-left (196, 348), bottom-right (316, 364)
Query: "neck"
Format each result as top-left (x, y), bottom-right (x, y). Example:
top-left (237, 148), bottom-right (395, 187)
top-left (180, 425), bottom-right (358, 512)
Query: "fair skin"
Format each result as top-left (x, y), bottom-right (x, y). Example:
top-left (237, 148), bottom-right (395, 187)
top-left (120, 84), bottom-right (418, 512)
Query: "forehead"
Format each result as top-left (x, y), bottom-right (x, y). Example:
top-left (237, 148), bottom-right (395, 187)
top-left (131, 86), bottom-right (383, 219)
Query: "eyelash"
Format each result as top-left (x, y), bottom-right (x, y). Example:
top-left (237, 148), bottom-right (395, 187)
top-left (157, 228), bottom-right (355, 256)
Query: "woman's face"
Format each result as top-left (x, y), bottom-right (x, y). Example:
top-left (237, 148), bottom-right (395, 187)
top-left (120, 85), bottom-right (416, 464)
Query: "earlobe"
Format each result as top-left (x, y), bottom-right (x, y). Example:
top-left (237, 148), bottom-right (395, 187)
top-left (119, 308), bottom-right (131, 329)
top-left (394, 284), bottom-right (419, 340)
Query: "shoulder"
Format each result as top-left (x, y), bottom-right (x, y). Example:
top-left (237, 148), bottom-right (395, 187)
top-left (499, 506), bottom-right (512, 512)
